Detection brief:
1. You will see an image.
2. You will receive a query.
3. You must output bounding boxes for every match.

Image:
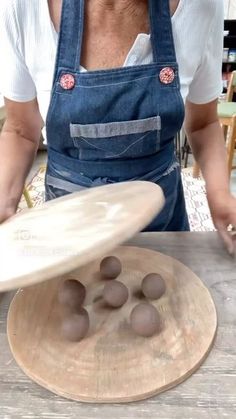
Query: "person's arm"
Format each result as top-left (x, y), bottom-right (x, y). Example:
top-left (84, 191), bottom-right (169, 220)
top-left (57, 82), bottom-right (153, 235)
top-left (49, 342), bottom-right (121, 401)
top-left (0, 98), bottom-right (43, 222)
top-left (184, 99), bottom-right (236, 254)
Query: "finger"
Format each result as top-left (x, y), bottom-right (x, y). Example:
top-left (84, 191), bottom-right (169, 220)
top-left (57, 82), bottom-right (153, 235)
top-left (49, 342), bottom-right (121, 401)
top-left (216, 223), bottom-right (235, 255)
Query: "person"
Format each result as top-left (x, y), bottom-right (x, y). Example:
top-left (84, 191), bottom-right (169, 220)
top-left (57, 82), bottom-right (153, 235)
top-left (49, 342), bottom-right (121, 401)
top-left (0, 0), bottom-right (235, 253)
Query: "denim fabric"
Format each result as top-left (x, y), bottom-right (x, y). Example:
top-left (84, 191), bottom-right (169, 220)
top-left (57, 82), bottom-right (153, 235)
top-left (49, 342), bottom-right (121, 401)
top-left (45, 0), bottom-right (190, 231)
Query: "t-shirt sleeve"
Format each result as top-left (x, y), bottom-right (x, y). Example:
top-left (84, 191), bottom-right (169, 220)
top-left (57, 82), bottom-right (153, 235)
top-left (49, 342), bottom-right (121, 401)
top-left (187, 0), bottom-right (224, 105)
top-left (0, 0), bottom-right (37, 102)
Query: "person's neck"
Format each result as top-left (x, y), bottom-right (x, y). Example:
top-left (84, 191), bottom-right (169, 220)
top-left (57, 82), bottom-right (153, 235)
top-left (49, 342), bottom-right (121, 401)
top-left (91, 0), bottom-right (179, 16)
top-left (92, 0), bottom-right (146, 13)
top-left (86, 0), bottom-right (148, 34)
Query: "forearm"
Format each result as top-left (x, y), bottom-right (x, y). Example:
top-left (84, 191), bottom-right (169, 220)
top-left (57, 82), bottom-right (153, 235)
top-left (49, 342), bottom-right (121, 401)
top-left (0, 129), bottom-right (38, 214)
top-left (186, 121), bottom-right (229, 198)
top-left (185, 100), bottom-right (236, 254)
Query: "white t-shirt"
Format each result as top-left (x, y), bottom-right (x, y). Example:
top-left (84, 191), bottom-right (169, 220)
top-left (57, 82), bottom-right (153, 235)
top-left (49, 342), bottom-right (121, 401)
top-left (0, 0), bottom-right (224, 129)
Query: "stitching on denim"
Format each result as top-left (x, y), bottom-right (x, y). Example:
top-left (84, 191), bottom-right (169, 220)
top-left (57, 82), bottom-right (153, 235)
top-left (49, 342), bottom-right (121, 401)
top-left (46, 174), bottom-right (86, 192)
top-left (151, 161), bottom-right (179, 183)
top-left (72, 131), bottom-right (152, 158)
top-left (55, 62), bottom-right (177, 81)
top-left (75, 75), bottom-right (158, 88)
top-left (72, 125), bottom-right (163, 158)
top-left (74, 1), bottom-right (85, 71)
top-left (70, 117), bottom-right (160, 138)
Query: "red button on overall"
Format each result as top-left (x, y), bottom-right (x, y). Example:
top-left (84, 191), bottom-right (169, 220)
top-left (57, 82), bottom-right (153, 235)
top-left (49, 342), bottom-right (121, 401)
top-left (159, 67), bottom-right (175, 85)
top-left (60, 74), bottom-right (75, 90)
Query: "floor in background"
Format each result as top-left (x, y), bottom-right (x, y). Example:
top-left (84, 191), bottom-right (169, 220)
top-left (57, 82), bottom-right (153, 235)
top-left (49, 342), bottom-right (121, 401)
top-left (27, 150), bottom-right (47, 184)
top-left (19, 152), bottom-right (230, 232)
top-left (22, 166), bottom-right (46, 210)
top-left (181, 168), bottom-right (215, 231)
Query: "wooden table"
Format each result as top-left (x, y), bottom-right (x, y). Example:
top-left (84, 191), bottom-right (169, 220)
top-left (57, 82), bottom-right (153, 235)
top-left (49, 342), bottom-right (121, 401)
top-left (0, 232), bottom-right (235, 419)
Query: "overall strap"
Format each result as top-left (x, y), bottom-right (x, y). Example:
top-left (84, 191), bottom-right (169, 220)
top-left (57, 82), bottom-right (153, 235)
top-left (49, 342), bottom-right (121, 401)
top-left (52, 0), bottom-right (84, 83)
top-left (149, 0), bottom-right (177, 63)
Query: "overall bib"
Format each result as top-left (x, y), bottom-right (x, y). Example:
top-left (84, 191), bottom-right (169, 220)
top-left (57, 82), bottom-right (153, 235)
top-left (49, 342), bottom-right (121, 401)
top-left (45, 0), bottom-right (190, 232)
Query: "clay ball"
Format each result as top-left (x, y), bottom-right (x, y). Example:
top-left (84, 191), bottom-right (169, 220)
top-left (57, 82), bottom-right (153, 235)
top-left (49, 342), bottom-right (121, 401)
top-left (58, 279), bottom-right (86, 310)
top-left (103, 280), bottom-right (128, 308)
top-left (61, 309), bottom-right (89, 342)
top-left (130, 303), bottom-right (161, 337)
top-left (100, 256), bottom-right (122, 279)
top-left (141, 273), bottom-right (166, 300)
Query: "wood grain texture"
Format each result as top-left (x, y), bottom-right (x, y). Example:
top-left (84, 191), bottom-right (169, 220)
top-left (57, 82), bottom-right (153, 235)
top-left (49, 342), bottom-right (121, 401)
top-left (7, 246), bottom-right (217, 403)
top-left (0, 181), bottom-right (164, 292)
top-left (0, 233), bottom-right (236, 418)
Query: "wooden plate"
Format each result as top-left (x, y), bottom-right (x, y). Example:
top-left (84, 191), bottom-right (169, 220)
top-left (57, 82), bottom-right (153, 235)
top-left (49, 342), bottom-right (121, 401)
top-left (0, 181), bottom-right (164, 291)
top-left (7, 246), bottom-right (217, 403)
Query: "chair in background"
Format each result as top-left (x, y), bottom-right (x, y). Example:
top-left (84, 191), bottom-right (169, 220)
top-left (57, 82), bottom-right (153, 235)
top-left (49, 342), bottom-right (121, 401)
top-left (23, 187), bottom-right (33, 208)
top-left (218, 70), bottom-right (236, 174)
top-left (175, 131), bottom-right (182, 166)
top-left (181, 135), bottom-right (191, 169)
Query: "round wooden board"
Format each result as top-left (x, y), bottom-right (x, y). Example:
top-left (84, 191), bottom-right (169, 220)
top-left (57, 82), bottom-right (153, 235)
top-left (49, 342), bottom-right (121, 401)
top-left (0, 181), bottom-right (164, 291)
top-left (7, 246), bottom-right (217, 403)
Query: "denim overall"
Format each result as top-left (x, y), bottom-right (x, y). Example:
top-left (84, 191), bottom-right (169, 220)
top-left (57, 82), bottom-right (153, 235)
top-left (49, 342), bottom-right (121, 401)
top-left (45, 0), bottom-right (190, 231)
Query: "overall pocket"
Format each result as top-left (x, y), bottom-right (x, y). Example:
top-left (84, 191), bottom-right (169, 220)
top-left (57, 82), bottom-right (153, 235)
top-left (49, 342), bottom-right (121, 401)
top-left (70, 116), bottom-right (161, 160)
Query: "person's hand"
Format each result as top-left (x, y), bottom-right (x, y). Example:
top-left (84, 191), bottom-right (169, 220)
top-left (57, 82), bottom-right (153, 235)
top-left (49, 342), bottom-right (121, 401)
top-left (207, 189), bottom-right (236, 255)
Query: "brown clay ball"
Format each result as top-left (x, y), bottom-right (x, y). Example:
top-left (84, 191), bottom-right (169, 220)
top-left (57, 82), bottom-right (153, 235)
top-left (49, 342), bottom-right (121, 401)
top-left (103, 280), bottom-right (129, 308)
top-left (141, 273), bottom-right (166, 300)
top-left (58, 279), bottom-right (86, 310)
top-left (100, 256), bottom-right (122, 279)
top-left (61, 309), bottom-right (89, 342)
top-left (130, 303), bottom-right (161, 337)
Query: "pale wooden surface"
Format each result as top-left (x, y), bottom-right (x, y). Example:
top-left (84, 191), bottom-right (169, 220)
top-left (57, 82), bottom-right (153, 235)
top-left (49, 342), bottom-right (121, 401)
top-left (0, 232), bottom-right (236, 418)
top-left (7, 246), bottom-right (217, 403)
top-left (0, 181), bottom-right (164, 291)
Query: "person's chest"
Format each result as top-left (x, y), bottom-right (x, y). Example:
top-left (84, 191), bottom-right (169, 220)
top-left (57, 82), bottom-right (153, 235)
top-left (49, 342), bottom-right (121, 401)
top-left (22, 0), bottom-right (208, 108)
top-left (48, 0), bottom-right (180, 70)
